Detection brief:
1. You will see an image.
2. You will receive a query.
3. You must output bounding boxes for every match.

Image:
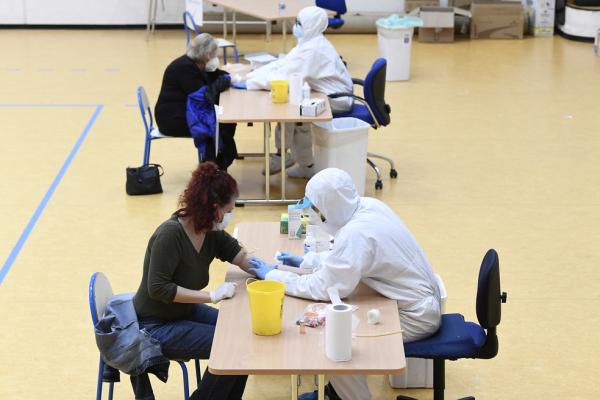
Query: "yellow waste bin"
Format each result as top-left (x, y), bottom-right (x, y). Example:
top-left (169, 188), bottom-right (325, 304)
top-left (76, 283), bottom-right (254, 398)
top-left (246, 279), bottom-right (285, 335)
top-left (270, 80), bottom-right (289, 103)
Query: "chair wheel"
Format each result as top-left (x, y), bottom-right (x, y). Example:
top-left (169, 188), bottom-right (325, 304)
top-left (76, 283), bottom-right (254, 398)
top-left (390, 169), bottom-right (398, 179)
top-left (375, 180), bottom-right (383, 190)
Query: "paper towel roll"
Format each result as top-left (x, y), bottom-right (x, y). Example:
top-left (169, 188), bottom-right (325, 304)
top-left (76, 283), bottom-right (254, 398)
top-left (289, 73), bottom-right (303, 105)
top-left (325, 303), bottom-right (353, 362)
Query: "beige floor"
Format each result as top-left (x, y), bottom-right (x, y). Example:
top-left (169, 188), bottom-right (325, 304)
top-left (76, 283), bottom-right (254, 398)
top-left (0, 28), bottom-right (599, 399)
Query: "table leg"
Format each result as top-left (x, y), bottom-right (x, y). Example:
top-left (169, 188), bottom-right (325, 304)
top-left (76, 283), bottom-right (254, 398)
top-left (317, 375), bottom-right (325, 400)
top-left (151, 0), bottom-right (158, 33)
top-left (266, 20), bottom-right (272, 42)
top-left (264, 123), bottom-right (271, 200)
top-left (291, 375), bottom-right (298, 400)
top-left (146, 0), bottom-right (154, 40)
top-left (233, 11), bottom-right (237, 44)
top-left (222, 8), bottom-right (227, 39)
top-left (280, 122), bottom-right (286, 199)
top-left (282, 20), bottom-right (287, 53)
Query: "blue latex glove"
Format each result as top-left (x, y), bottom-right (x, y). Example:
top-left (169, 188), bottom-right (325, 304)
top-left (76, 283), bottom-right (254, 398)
top-left (276, 251), bottom-right (303, 268)
top-left (248, 257), bottom-right (275, 280)
top-left (232, 81), bottom-right (247, 89)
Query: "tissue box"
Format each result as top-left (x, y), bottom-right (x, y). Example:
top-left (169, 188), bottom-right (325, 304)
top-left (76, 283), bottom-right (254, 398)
top-left (280, 213), bottom-right (288, 234)
top-left (282, 212), bottom-right (310, 236)
top-left (299, 98), bottom-right (326, 117)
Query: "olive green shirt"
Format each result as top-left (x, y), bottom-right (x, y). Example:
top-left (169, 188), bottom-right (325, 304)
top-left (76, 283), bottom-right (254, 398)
top-left (133, 215), bottom-right (242, 321)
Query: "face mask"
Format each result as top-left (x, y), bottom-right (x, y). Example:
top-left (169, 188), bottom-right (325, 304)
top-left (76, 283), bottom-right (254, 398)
top-left (215, 211), bottom-right (233, 231)
top-left (205, 57), bottom-right (220, 72)
top-left (293, 23), bottom-right (303, 39)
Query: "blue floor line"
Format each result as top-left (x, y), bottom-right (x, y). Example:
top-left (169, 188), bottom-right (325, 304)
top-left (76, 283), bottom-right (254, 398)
top-left (0, 104), bottom-right (104, 284)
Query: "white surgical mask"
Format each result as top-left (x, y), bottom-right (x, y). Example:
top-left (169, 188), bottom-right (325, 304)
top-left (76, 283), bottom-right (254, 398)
top-left (215, 211), bottom-right (233, 231)
top-left (293, 23), bottom-right (303, 39)
top-left (205, 57), bottom-right (220, 72)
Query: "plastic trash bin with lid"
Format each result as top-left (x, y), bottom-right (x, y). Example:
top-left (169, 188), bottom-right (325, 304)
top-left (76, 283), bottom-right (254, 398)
top-left (312, 117), bottom-right (371, 196)
top-left (376, 15), bottom-right (423, 81)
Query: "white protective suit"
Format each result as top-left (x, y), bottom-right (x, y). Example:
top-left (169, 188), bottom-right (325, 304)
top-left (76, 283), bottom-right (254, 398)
top-left (246, 6), bottom-right (353, 167)
top-left (266, 168), bottom-right (442, 400)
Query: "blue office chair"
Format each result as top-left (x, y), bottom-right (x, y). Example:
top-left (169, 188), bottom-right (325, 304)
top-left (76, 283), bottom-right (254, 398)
top-left (316, 0), bottom-right (347, 29)
top-left (184, 11), bottom-right (239, 63)
top-left (397, 249), bottom-right (508, 400)
top-left (89, 272), bottom-right (202, 400)
top-left (329, 58), bottom-right (396, 190)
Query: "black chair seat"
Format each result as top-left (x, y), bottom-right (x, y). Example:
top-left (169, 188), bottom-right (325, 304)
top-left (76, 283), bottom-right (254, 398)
top-left (404, 314), bottom-right (486, 360)
top-left (333, 103), bottom-right (375, 125)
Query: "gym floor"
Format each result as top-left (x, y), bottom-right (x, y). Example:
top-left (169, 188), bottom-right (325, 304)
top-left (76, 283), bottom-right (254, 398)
top-left (0, 29), bottom-right (599, 399)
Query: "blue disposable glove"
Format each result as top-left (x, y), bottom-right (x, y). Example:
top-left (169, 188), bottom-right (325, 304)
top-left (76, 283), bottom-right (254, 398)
top-left (276, 251), bottom-right (303, 268)
top-left (231, 81), bottom-right (247, 89)
top-left (248, 257), bottom-right (275, 280)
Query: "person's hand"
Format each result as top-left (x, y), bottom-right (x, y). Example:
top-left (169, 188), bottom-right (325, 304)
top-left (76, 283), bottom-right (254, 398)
top-left (215, 74), bottom-right (231, 91)
top-left (248, 257), bottom-right (276, 280)
top-left (231, 81), bottom-right (247, 89)
top-left (209, 282), bottom-right (237, 303)
top-left (276, 251), bottom-right (303, 267)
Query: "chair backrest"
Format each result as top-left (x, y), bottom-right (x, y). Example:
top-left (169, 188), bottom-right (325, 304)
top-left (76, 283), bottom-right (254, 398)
top-left (364, 58), bottom-right (391, 127)
top-left (183, 11), bottom-right (200, 46)
top-left (88, 272), bottom-right (114, 326)
top-left (475, 248), bottom-right (507, 359)
top-left (137, 86), bottom-right (154, 138)
top-left (316, 0), bottom-right (347, 15)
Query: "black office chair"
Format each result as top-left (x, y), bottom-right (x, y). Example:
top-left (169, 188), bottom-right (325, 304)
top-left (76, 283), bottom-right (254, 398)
top-left (329, 58), bottom-right (396, 190)
top-left (397, 249), bottom-right (507, 400)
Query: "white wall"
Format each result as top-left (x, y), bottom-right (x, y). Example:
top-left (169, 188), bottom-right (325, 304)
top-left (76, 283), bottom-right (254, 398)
top-left (0, 0), bottom-right (403, 25)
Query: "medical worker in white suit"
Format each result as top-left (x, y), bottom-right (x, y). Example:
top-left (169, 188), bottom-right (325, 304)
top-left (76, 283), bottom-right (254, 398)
top-left (248, 168), bottom-right (442, 400)
top-left (245, 6), bottom-right (353, 179)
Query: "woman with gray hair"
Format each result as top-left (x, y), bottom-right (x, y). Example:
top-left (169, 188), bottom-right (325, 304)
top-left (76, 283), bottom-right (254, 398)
top-left (155, 33), bottom-right (237, 169)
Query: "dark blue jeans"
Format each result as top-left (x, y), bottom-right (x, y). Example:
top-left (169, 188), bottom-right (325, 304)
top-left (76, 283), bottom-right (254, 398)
top-left (132, 304), bottom-right (247, 400)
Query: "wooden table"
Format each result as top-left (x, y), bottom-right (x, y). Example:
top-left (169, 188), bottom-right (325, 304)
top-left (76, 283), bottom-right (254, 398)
top-left (218, 87), bottom-right (332, 205)
top-left (210, 0), bottom-right (323, 51)
top-left (209, 222), bottom-right (406, 399)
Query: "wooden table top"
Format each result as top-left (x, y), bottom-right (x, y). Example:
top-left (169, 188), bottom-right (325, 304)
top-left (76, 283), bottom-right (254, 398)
top-left (218, 89), bottom-right (332, 123)
top-left (210, 0), bottom-right (325, 21)
top-left (208, 222), bottom-right (406, 375)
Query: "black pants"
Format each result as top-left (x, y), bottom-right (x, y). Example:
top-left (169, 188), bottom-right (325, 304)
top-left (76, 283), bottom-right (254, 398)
top-left (197, 123), bottom-right (238, 170)
top-left (130, 368), bottom-right (247, 400)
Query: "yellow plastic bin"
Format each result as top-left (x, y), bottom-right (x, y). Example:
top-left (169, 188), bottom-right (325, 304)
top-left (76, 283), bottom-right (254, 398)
top-left (246, 279), bottom-right (285, 335)
top-left (270, 80), bottom-right (289, 103)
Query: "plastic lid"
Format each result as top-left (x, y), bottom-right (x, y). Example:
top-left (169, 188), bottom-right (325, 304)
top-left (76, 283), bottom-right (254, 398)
top-left (376, 14), bottom-right (423, 28)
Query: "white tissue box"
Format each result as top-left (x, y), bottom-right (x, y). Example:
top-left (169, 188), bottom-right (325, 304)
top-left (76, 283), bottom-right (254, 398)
top-left (299, 98), bottom-right (326, 117)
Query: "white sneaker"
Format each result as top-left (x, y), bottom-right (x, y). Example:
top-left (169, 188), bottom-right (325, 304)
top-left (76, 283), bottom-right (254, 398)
top-left (262, 153), bottom-right (295, 175)
top-left (287, 164), bottom-right (315, 179)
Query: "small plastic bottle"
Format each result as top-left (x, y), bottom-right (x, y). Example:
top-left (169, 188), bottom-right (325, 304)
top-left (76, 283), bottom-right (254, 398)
top-left (302, 82), bottom-right (310, 101)
top-left (278, 0), bottom-right (286, 15)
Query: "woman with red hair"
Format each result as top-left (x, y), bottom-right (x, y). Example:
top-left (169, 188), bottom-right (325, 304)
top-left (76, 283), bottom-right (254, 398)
top-left (132, 162), bottom-right (253, 400)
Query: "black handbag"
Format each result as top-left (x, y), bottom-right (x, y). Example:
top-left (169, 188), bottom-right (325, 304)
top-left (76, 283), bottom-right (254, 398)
top-left (126, 164), bottom-right (163, 195)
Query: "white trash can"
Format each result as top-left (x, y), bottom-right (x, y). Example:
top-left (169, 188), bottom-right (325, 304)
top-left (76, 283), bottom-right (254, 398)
top-left (389, 273), bottom-right (448, 388)
top-left (312, 118), bottom-right (371, 196)
top-left (376, 16), bottom-right (422, 81)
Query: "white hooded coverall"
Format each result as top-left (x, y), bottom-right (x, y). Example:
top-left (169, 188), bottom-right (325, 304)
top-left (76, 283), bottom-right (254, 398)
top-left (246, 6), bottom-right (353, 167)
top-left (266, 169), bottom-right (442, 400)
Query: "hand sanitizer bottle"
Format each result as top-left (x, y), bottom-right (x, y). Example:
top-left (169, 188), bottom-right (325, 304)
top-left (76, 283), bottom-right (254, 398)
top-left (302, 82), bottom-right (310, 101)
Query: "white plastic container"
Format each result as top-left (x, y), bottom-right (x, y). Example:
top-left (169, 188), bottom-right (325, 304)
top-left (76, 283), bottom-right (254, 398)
top-left (311, 118), bottom-right (371, 196)
top-left (376, 24), bottom-right (415, 81)
top-left (389, 274), bottom-right (448, 389)
top-left (304, 224), bottom-right (330, 254)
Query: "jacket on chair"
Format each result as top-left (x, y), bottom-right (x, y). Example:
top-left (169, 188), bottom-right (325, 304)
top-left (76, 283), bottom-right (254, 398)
top-left (94, 293), bottom-right (170, 380)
